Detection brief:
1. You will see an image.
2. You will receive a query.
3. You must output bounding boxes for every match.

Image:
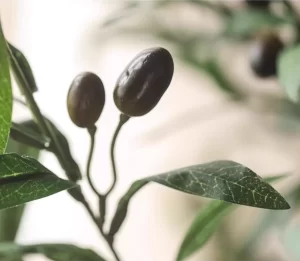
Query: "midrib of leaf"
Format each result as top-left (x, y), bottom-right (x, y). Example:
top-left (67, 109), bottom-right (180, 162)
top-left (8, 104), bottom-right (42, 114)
top-left (0, 172), bottom-right (53, 184)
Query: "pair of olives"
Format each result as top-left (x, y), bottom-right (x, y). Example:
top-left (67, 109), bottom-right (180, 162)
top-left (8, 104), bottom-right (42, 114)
top-left (249, 32), bottom-right (284, 78)
top-left (67, 47), bottom-right (174, 128)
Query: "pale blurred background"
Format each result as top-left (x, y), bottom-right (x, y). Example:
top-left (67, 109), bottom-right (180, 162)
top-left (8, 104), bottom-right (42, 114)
top-left (1, 1), bottom-right (300, 261)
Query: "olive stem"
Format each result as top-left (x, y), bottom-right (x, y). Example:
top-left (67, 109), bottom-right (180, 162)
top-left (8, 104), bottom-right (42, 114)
top-left (87, 125), bottom-right (103, 198)
top-left (81, 198), bottom-right (121, 261)
top-left (13, 97), bottom-right (27, 107)
top-left (105, 114), bottom-right (130, 197)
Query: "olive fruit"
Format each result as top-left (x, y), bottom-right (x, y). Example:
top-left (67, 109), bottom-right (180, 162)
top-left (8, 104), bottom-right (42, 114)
top-left (113, 47), bottom-right (174, 117)
top-left (67, 72), bottom-right (105, 128)
top-left (249, 32), bottom-right (283, 78)
top-left (245, 0), bottom-right (270, 8)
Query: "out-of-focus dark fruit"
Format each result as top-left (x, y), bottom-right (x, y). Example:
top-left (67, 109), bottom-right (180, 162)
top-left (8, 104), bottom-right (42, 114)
top-left (67, 72), bottom-right (105, 128)
top-left (113, 47), bottom-right (174, 117)
top-left (245, 0), bottom-right (270, 8)
top-left (249, 32), bottom-right (284, 78)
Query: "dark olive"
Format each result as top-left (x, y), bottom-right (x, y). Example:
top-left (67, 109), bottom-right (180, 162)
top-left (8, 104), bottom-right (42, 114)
top-left (67, 72), bottom-right (105, 128)
top-left (113, 47), bottom-right (174, 117)
top-left (249, 32), bottom-right (284, 78)
top-left (245, 0), bottom-right (270, 8)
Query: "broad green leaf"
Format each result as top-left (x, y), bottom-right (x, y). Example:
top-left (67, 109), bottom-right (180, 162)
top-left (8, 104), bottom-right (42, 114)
top-left (22, 244), bottom-right (106, 261)
top-left (22, 119), bottom-right (82, 182)
top-left (7, 42), bottom-right (37, 93)
top-left (224, 10), bottom-right (288, 40)
top-left (278, 45), bottom-right (300, 103)
top-left (0, 153), bottom-right (75, 210)
top-left (0, 138), bottom-right (41, 242)
top-left (177, 201), bottom-right (232, 261)
top-left (176, 174), bottom-right (288, 261)
top-left (144, 161), bottom-right (289, 209)
top-left (0, 22), bottom-right (12, 154)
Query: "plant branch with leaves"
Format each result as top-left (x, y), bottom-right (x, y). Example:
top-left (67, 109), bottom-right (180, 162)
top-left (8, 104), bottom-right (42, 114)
top-left (0, 1), bottom-right (298, 260)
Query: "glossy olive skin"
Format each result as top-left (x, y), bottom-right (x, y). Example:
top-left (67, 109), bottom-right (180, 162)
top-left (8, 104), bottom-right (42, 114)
top-left (246, 0), bottom-right (270, 8)
top-left (113, 47), bottom-right (174, 117)
top-left (249, 32), bottom-right (283, 78)
top-left (67, 72), bottom-right (105, 128)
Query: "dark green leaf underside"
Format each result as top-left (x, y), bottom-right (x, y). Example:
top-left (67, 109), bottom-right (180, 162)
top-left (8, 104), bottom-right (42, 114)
top-left (8, 42), bottom-right (37, 93)
top-left (0, 153), bottom-right (75, 210)
top-left (0, 23), bottom-right (12, 154)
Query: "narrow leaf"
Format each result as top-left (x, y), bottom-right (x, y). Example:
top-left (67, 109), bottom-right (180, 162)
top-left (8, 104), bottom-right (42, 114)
top-left (177, 201), bottom-right (232, 261)
top-left (22, 119), bottom-right (82, 182)
top-left (108, 180), bottom-right (148, 237)
top-left (224, 10), bottom-right (288, 40)
top-left (0, 21), bottom-right (12, 154)
top-left (0, 243), bottom-right (23, 261)
top-left (7, 42), bottom-right (37, 93)
top-left (10, 122), bottom-right (49, 150)
top-left (109, 163), bottom-right (289, 236)
top-left (0, 243), bottom-right (107, 261)
top-left (22, 244), bottom-right (106, 261)
top-left (278, 44), bottom-right (300, 103)
top-left (0, 153), bottom-right (75, 210)
top-left (146, 161), bottom-right (290, 210)
top-left (176, 174), bottom-right (288, 261)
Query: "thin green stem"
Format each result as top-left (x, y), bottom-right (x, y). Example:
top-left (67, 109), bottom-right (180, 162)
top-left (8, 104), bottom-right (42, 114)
top-left (81, 199), bottom-right (121, 261)
top-left (87, 126), bottom-right (103, 198)
top-left (8, 37), bottom-right (121, 261)
top-left (105, 114), bottom-right (130, 197)
top-left (13, 97), bottom-right (27, 107)
top-left (8, 45), bottom-right (72, 182)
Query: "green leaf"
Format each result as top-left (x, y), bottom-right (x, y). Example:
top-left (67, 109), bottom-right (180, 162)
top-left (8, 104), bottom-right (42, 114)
top-left (22, 244), bottom-right (106, 261)
top-left (177, 201), bottom-right (232, 261)
top-left (0, 22), bottom-right (12, 154)
top-left (7, 42), bottom-right (37, 93)
top-left (109, 166), bottom-right (289, 240)
top-left (10, 122), bottom-right (49, 150)
top-left (278, 44), bottom-right (300, 103)
top-left (224, 10), bottom-right (288, 40)
top-left (108, 180), bottom-right (148, 238)
top-left (144, 161), bottom-right (290, 210)
top-left (283, 220), bottom-right (300, 260)
top-left (0, 153), bottom-right (75, 210)
top-left (0, 243), bottom-right (106, 261)
top-left (0, 138), bottom-right (41, 242)
top-left (176, 174), bottom-right (289, 261)
top-left (22, 119), bottom-right (82, 182)
top-left (0, 243), bottom-right (24, 261)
